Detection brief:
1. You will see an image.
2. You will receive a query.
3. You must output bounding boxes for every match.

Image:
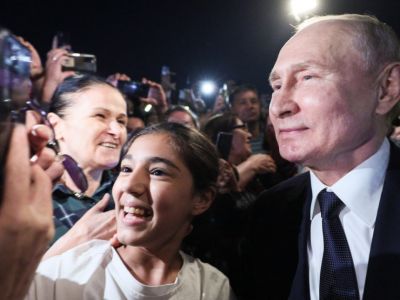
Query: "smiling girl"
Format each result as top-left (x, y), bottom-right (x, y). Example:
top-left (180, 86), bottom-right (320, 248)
top-left (27, 123), bottom-right (235, 300)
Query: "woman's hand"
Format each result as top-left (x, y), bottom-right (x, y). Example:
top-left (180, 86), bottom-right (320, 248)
top-left (43, 194), bottom-right (116, 259)
top-left (0, 113), bottom-right (63, 299)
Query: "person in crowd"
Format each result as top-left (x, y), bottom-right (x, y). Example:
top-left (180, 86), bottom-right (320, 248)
top-left (181, 112), bottom-right (273, 296)
top-left (47, 74), bottom-right (128, 243)
top-left (243, 14), bottom-right (400, 299)
top-left (212, 93), bottom-right (229, 114)
top-left (0, 28), bottom-right (63, 300)
top-left (27, 123), bottom-right (236, 300)
top-left (108, 72), bottom-right (168, 126)
top-left (165, 105), bottom-right (199, 129)
top-left (229, 84), bottom-right (265, 154)
top-left (15, 37), bottom-right (46, 100)
top-left (229, 84), bottom-right (298, 182)
top-left (127, 114), bottom-right (146, 134)
top-left (106, 73), bottom-right (147, 134)
top-left (41, 48), bottom-right (76, 104)
top-left (0, 115), bottom-right (62, 300)
top-left (0, 114), bottom-right (66, 300)
top-left (262, 110), bottom-right (299, 178)
top-left (203, 112), bottom-right (276, 192)
top-left (21, 45), bottom-right (75, 105)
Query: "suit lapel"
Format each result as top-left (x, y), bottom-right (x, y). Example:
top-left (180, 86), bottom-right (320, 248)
top-left (289, 176), bottom-right (312, 300)
top-left (363, 143), bottom-right (400, 299)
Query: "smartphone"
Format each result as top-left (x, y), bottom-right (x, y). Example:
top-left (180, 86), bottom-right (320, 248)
top-left (0, 28), bottom-right (32, 201)
top-left (216, 132), bottom-right (233, 160)
top-left (117, 80), bottom-right (150, 99)
top-left (0, 30), bottom-right (32, 119)
top-left (62, 53), bottom-right (97, 73)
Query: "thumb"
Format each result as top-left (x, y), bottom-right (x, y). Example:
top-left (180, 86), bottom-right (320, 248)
top-left (90, 194), bottom-right (111, 213)
top-left (110, 233), bottom-right (122, 249)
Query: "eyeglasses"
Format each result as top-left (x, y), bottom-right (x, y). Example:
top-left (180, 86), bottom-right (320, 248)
top-left (230, 123), bottom-right (248, 131)
top-left (12, 99), bottom-right (88, 192)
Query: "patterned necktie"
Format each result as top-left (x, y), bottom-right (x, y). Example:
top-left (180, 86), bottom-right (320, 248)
top-left (318, 189), bottom-right (359, 300)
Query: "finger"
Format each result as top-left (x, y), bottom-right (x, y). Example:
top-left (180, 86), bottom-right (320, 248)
top-left (25, 110), bottom-right (42, 126)
top-left (29, 124), bottom-right (53, 153)
top-left (47, 51), bottom-right (69, 66)
top-left (58, 55), bottom-right (74, 66)
top-left (106, 74), bottom-right (117, 81)
top-left (90, 194), bottom-right (111, 213)
top-left (119, 74), bottom-right (131, 81)
top-left (91, 214), bottom-right (116, 240)
top-left (260, 165), bottom-right (276, 173)
top-left (3, 125), bottom-right (30, 208)
top-left (109, 234), bottom-right (122, 248)
top-left (33, 146), bottom-right (64, 181)
top-left (15, 36), bottom-right (30, 48)
top-left (30, 164), bottom-right (53, 216)
top-left (60, 71), bottom-right (76, 81)
top-left (34, 147), bottom-right (56, 169)
top-left (44, 161), bottom-right (64, 182)
top-left (47, 48), bottom-right (69, 58)
top-left (98, 209), bottom-right (116, 219)
top-left (26, 110), bottom-right (52, 153)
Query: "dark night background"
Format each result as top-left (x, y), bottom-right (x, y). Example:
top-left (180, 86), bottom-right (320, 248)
top-left (1, 0), bottom-right (400, 97)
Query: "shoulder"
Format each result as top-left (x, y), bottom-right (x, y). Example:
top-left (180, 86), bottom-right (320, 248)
top-left (237, 174), bottom-right (310, 299)
top-left (38, 240), bottom-right (112, 279)
top-left (182, 251), bottom-right (228, 280)
top-left (258, 171), bottom-right (310, 199)
top-left (27, 240), bottom-right (113, 300)
top-left (179, 252), bottom-right (236, 299)
top-left (254, 172), bottom-right (310, 216)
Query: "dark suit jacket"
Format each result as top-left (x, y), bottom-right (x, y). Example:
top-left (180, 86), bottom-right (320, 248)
top-left (241, 143), bottom-right (400, 300)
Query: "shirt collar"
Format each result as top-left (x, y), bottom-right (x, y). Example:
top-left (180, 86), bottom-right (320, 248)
top-left (309, 138), bottom-right (390, 227)
top-left (53, 170), bottom-right (115, 198)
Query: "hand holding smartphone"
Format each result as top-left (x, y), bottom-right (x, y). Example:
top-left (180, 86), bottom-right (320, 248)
top-left (51, 31), bottom-right (97, 74)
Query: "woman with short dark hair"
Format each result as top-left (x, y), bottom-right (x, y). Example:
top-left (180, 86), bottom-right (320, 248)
top-left (48, 74), bottom-right (128, 242)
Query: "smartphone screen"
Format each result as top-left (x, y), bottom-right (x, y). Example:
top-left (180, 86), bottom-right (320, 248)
top-left (61, 53), bottom-right (97, 73)
top-left (0, 33), bottom-right (32, 119)
top-left (117, 81), bottom-right (150, 99)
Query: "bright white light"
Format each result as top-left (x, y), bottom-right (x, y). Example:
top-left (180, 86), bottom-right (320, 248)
top-left (289, 0), bottom-right (318, 21)
top-left (200, 81), bottom-right (216, 96)
top-left (144, 104), bottom-right (152, 112)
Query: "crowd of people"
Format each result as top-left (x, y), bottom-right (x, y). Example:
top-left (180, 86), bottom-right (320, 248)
top-left (1, 12), bottom-right (400, 300)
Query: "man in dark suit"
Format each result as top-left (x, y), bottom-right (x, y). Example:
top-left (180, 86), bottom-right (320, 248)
top-left (242, 14), bottom-right (400, 300)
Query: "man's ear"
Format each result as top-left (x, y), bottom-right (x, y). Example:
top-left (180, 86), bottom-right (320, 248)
top-left (375, 62), bottom-right (400, 115)
top-left (47, 112), bottom-right (63, 140)
top-left (192, 187), bottom-right (216, 216)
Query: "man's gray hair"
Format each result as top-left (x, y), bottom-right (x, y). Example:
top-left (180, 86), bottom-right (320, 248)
top-left (296, 14), bottom-right (400, 75)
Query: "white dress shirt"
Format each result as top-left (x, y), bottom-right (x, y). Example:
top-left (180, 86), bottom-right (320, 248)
top-left (308, 139), bottom-right (390, 300)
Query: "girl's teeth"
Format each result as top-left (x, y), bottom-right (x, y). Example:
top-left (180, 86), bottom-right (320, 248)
top-left (101, 142), bottom-right (117, 148)
top-left (124, 206), bottom-right (148, 216)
